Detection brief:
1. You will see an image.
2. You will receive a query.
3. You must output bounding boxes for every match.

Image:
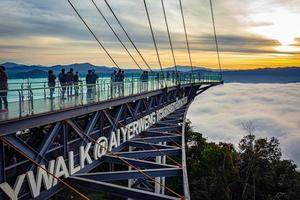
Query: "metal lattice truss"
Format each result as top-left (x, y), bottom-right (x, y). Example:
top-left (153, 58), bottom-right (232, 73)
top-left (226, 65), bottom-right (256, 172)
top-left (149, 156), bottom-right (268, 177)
top-left (0, 83), bottom-right (220, 200)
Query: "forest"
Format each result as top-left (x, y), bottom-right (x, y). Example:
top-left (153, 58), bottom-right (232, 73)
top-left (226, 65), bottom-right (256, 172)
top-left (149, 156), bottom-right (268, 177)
top-left (179, 121), bottom-right (300, 200)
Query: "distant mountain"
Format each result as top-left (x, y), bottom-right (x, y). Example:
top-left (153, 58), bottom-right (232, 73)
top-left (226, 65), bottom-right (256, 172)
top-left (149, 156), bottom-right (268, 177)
top-left (222, 67), bottom-right (300, 83)
top-left (50, 63), bottom-right (116, 74)
top-left (163, 65), bottom-right (210, 72)
top-left (1, 62), bottom-right (300, 83)
top-left (14, 69), bottom-right (48, 79)
top-left (1, 62), bottom-right (116, 78)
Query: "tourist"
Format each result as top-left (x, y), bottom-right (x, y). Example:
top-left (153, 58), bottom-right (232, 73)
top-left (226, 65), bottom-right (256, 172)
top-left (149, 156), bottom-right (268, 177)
top-left (74, 71), bottom-right (79, 96)
top-left (58, 69), bottom-right (67, 100)
top-left (0, 65), bottom-right (8, 112)
top-left (91, 69), bottom-right (98, 97)
top-left (140, 71), bottom-right (146, 91)
top-left (120, 70), bottom-right (125, 96)
top-left (145, 71), bottom-right (149, 91)
top-left (48, 70), bottom-right (56, 99)
top-left (115, 70), bottom-right (125, 96)
top-left (140, 71), bottom-right (149, 91)
top-left (111, 70), bottom-right (117, 97)
top-left (66, 68), bottom-right (74, 96)
top-left (86, 70), bottom-right (93, 99)
top-left (115, 69), bottom-right (122, 96)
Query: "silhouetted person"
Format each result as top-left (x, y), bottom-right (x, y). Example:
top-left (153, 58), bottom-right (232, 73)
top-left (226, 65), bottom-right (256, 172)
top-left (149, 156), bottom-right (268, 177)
top-left (91, 69), bottom-right (98, 97)
top-left (66, 68), bottom-right (74, 96)
top-left (0, 66), bottom-right (8, 112)
top-left (120, 70), bottom-right (125, 96)
top-left (74, 71), bottom-right (79, 96)
top-left (86, 70), bottom-right (93, 99)
top-left (59, 69), bottom-right (67, 100)
top-left (115, 70), bottom-right (124, 96)
top-left (48, 70), bottom-right (56, 99)
top-left (111, 70), bottom-right (117, 97)
top-left (141, 71), bottom-right (149, 92)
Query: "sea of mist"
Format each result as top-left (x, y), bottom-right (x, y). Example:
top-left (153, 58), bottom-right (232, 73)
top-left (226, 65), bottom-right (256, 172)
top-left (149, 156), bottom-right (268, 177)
top-left (187, 83), bottom-right (300, 167)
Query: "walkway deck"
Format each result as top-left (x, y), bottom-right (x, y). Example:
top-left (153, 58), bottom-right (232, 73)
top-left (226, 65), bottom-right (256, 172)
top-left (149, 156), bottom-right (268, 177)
top-left (0, 75), bottom-right (222, 122)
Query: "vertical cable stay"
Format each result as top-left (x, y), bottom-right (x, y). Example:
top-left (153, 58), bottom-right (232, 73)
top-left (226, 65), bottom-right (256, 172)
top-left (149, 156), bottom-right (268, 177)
top-left (143, 0), bottom-right (167, 87)
top-left (67, 0), bottom-right (120, 69)
top-left (104, 0), bottom-right (153, 72)
top-left (91, 0), bottom-right (143, 71)
top-left (161, 0), bottom-right (179, 77)
top-left (209, 0), bottom-right (222, 78)
top-left (178, 0), bottom-right (193, 72)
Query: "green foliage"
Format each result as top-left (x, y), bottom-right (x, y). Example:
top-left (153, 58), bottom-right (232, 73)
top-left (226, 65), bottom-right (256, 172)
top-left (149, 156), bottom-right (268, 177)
top-left (183, 122), bottom-right (300, 200)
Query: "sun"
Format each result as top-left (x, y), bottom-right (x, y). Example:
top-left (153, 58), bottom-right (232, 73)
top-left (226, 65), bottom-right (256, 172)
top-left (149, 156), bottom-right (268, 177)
top-left (249, 7), bottom-right (300, 52)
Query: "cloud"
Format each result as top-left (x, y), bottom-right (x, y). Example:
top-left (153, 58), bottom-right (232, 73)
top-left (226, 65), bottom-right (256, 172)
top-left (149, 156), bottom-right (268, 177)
top-left (187, 83), bottom-right (300, 166)
top-left (0, 0), bottom-right (299, 67)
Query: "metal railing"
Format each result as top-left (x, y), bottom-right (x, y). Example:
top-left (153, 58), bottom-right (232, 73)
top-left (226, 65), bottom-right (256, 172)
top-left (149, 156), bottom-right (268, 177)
top-left (0, 72), bottom-right (222, 121)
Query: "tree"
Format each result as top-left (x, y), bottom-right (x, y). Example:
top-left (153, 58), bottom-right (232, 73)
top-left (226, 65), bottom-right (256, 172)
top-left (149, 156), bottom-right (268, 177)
top-left (180, 120), bottom-right (300, 200)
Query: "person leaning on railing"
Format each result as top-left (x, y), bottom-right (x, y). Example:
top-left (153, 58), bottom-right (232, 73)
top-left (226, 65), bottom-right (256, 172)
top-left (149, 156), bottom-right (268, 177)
top-left (48, 70), bottom-right (56, 99)
top-left (0, 65), bottom-right (8, 112)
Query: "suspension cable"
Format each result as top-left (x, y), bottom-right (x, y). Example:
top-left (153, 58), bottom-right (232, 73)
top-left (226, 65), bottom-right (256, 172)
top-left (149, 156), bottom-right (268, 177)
top-left (143, 0), bottom-right (167, 87)
top-left (67, 0), bottom-right (120, 69)
top-left (209, 0), bottom-right (222, 77)
top-left (103, 0), bottom-right (153, 72)
top-left (91, 0), bottom-right (143, 72)
top-left (0, 136), bottom-right (90, 200)
top-left (161, 0), bottom-right (179, 78)
top-left (178, 0), bottom-right (193, 72)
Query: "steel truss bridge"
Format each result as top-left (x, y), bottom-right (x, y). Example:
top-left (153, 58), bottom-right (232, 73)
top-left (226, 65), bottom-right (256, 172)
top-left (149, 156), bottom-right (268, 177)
top-left (0, 78), bottom-right (222, 200)
top-left (0, 0), bottom-right (223, 199)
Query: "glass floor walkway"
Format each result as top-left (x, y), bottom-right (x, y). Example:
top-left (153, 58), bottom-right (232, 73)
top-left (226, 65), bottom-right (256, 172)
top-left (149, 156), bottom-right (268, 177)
top-left (0, 73), bottom-right (222, 122)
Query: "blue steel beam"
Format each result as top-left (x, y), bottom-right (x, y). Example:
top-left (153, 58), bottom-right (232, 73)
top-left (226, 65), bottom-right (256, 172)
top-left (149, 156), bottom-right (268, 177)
top-left (113, 148), bottom-right (181, 158)
top-left (140, 131), bottom-right (176, 137)
top-left (155, 122), bottom-right (181, 127)
top-left (33, 158), bottom-right (106, 200)
top-left (147, 125), bottom-right (180, 132)
top-left (68, 176), bottom-right (180, 200)
top-left (160, 119), bottom-right (182, 124)
top-left (34, 122), bottom-right (62, 166)
top-left (125, 103), bottom-right (137, 120)
top-left (126, 141), bottom-right (175, 149)
top-left (132, 135), bottom-right (181, 143)
top-left (102, 109), bottom-right (118, 130)
top-left (164, 116), bottom-right (183, 121)
top-left (114, 105), bottom-right (124, 124)
top-left (4, 135), bottom-right (48, 165)
top-left (81, 111), bottom-right (100, 145)
top-left (0, 142), bottom-right (5, 199)
top-left (74, 168), bottom-right (182, 181)
top-left (102, 155), bottom-right (176, 169)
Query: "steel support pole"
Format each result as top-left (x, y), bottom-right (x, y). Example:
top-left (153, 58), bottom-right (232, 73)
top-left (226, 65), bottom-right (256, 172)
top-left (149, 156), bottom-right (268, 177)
top-left (0, 142), bottom-right (5, 200)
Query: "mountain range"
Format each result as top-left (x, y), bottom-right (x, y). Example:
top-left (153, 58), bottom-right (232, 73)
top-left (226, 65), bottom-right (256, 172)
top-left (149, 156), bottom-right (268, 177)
top-left (1, 62), bottom-right (300, 83)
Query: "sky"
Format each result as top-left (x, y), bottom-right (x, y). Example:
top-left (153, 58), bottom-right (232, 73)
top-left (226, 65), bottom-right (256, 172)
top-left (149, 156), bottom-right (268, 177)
top-left (187, 83), bottom-right (300, 167)
top-left (0, 0), bottom-right (299, 69)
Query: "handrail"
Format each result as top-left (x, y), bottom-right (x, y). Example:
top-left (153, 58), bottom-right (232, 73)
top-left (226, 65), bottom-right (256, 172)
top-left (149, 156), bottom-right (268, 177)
top-left (0, 72), bottom-right (222, 122)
